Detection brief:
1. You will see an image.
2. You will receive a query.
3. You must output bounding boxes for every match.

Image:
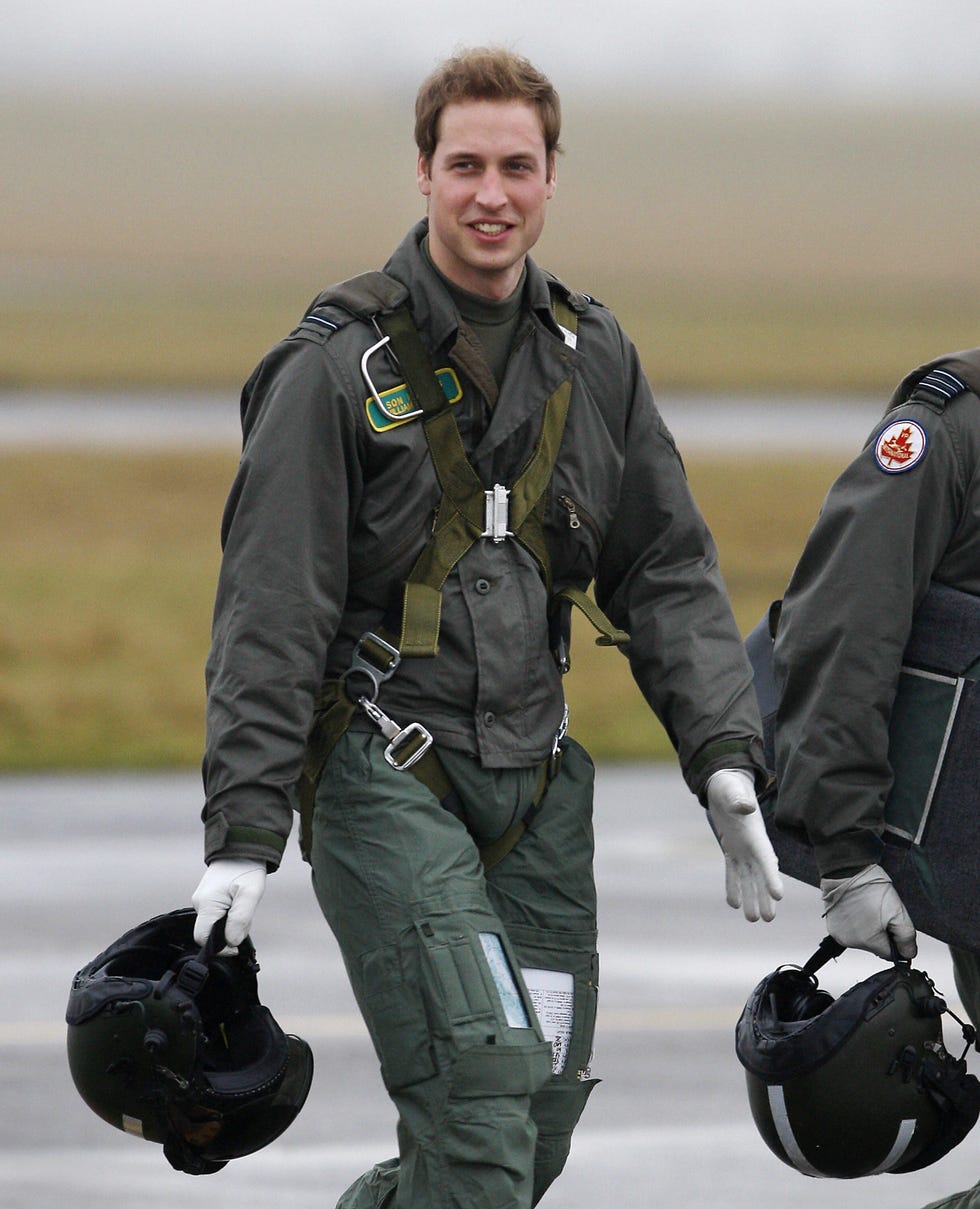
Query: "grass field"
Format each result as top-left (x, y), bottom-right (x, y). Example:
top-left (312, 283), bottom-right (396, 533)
top-left (3, 91), bottom-right (975, 768)
top-left (4, 94), bottom-right (980, 391)
top-left (0, 447), bottom-right (847, 771)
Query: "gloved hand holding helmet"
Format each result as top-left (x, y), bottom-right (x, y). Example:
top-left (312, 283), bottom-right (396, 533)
top-left (65, 908), bottom-right (314, 1175)
top-left (736, 936), bottom-right (980, 1179)
top-left (192, 858), bottom-right (267, 950)
top-left (705, 768), bottom-right (784, 922)
top-left (820, 862), bottom-right (917, 960)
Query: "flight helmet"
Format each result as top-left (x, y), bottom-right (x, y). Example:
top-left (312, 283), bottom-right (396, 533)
top-left (66, 908), bottom-right (314, 1174)
top-left (736, 937), bottom-right (979, 1178)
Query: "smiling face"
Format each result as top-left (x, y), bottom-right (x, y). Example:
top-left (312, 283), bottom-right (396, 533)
top-left (417, 98), bottom-right (556, 301)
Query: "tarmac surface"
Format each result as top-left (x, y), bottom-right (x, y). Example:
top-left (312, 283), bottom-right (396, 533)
top-left (0, 389), bottom-right (885, 452)
top-left (2, 765), bottom-right (976, 1209)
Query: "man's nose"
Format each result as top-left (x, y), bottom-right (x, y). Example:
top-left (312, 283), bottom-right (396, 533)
top-left (475, 170), bottom-right (507, 208)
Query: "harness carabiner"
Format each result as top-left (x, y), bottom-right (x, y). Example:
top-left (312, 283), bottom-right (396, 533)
top-left (358, 697), bottom-right (434, 771)
top-left (340, 632), bottom-right (401, 703)
top-left (549, 702), bottom-right (569, 778)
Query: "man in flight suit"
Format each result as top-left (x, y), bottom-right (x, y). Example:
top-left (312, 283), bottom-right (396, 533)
top-left (191, 47), bottom-right (782, 1209)
top-left (773, 350), bottom-right (980, 1209)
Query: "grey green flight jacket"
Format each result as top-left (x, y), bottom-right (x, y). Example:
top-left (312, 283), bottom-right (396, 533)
top-left (202, 221), bottom-right (765, 867)
top-left (774, 350), bottom-right (980, 877)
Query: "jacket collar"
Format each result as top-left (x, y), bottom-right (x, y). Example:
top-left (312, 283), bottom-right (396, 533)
top-left (383, 219), bottom-right (578, 352)
top-left (382, 220), bottom-right (580, 468)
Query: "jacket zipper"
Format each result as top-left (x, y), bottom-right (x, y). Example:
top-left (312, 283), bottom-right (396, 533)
top-left (558, 493), bottom-right (582, 529)
top-left (560, 493), bottom-right (606, 541)
top-left (558, 493), bottom-right (603, 549)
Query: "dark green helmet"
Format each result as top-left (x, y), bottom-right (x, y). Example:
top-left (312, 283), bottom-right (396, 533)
top-left (736, 937), bottom-right (980, 1179)
top-left (66, 908), bottom-right (314, 1175)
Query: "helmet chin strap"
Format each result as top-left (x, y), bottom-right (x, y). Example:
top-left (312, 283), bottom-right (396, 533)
top-left (163, 1133), bottom-right (228, 1176)
top-left (800, 935), bottom-right (846, 980)
top-left (157, 914), bottom-right (259, 1006)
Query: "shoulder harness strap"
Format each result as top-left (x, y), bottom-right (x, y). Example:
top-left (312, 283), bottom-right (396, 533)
top-left (379, 288), bottom-right (580, 658)
top-left (298, 284), bottom-right (627, 862)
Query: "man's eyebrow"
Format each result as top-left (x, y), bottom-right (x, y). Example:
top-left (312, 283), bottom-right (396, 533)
top-left (442, 147), bottom-right (541, 161)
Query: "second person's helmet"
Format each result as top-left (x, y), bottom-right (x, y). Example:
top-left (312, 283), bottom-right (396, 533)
top-left (736, 937), bottom-right (980, 1179)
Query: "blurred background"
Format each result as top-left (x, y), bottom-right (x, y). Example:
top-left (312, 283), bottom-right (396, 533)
top-left (4, 7), bottom-right (980, 1207)
top-left (3, 0), bottom-right (980, 767)
top-left (4, 0), bottom-right (980, 771)
top-left (5, 0), bottom-right (980, 391)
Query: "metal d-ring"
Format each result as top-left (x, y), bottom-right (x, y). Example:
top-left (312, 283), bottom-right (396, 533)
top-left (360, 334), bottom-right (423, 422)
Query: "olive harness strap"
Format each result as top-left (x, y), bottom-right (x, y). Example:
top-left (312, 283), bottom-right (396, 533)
top-left (298, 290), bottom-right (627, 864)
top-left (378, 300), bottom-right (574, 653)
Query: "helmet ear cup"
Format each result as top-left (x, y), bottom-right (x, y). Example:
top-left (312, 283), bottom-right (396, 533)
top-left (771, 972), bottom-right (834, 1024)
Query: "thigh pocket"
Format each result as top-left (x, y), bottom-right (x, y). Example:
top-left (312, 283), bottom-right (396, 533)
top-left (359, 940), bottom-right (437, 1092)
top-left (415, 913), bottom-right (554, 1098)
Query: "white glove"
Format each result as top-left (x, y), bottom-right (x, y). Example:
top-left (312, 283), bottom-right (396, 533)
top-left (705, 769), bottom-right (784, 922)
top-left (820, 863), bottom-right (917, 960)
top-left (191, 858), bottom-right (267, 951)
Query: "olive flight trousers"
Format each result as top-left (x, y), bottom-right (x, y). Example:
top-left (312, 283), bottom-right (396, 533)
top-left (309, 731), bottom-right (601, 1209)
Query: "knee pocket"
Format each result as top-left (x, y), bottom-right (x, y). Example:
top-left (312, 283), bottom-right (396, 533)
top-left (506, 925), bottom-right (599, 1082)
top-left (450, 1039), bottom-right (554, 1100)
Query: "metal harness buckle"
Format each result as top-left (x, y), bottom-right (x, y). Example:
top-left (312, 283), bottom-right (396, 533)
top-left (358, 698), bottom-right (434, 771)
top-left (482, 483), bottom-right (513, 543)
top-left (382, 721), bottom-right (433, 771)
top-left (341, 632), bottom-right (401, 703)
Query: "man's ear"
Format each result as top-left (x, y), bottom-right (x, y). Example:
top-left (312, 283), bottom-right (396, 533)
top-left (546, 153), bottom-right (557, 199)
top-left (417, 152), bottom-right (432, 198)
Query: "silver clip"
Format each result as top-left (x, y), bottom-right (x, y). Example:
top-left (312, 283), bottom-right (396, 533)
top-left (361, 333), bottom-right (423, 423)
top-left (358, 698), bottom-right (433, 771)
top-left (483, 483), bottom-right (513, 543)
top-left (554, 702), bottom-right (569, 753)
top-left (549, 702), bottom-right (569, 777)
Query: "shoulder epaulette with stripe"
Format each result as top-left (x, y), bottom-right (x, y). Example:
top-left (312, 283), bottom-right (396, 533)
top-left (288, 305), bottom-right (356, 345)
top-left (910, 367), bottom-right (969, 404)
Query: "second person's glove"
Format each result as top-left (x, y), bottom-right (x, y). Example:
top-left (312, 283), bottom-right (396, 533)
top-left (820, 863), bottom-right (916, 960)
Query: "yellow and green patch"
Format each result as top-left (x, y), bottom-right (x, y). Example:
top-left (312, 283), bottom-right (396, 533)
top-left (366, 368), bottom-right (462, 432)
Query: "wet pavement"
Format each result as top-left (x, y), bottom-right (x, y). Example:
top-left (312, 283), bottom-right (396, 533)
top-left (2, 765), bottom-right (975, 1208)
top-left (0, 390), bottom-right (884, 452)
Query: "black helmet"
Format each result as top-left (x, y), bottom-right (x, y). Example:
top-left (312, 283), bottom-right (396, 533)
top-left (736, 937), bottom-right (980, 1179)
top-left (66, 908), bottom-right (314, 1175)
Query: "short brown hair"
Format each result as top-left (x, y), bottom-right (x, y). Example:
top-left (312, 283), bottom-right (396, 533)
top-left (415, 47), bottom-right (562, 165)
